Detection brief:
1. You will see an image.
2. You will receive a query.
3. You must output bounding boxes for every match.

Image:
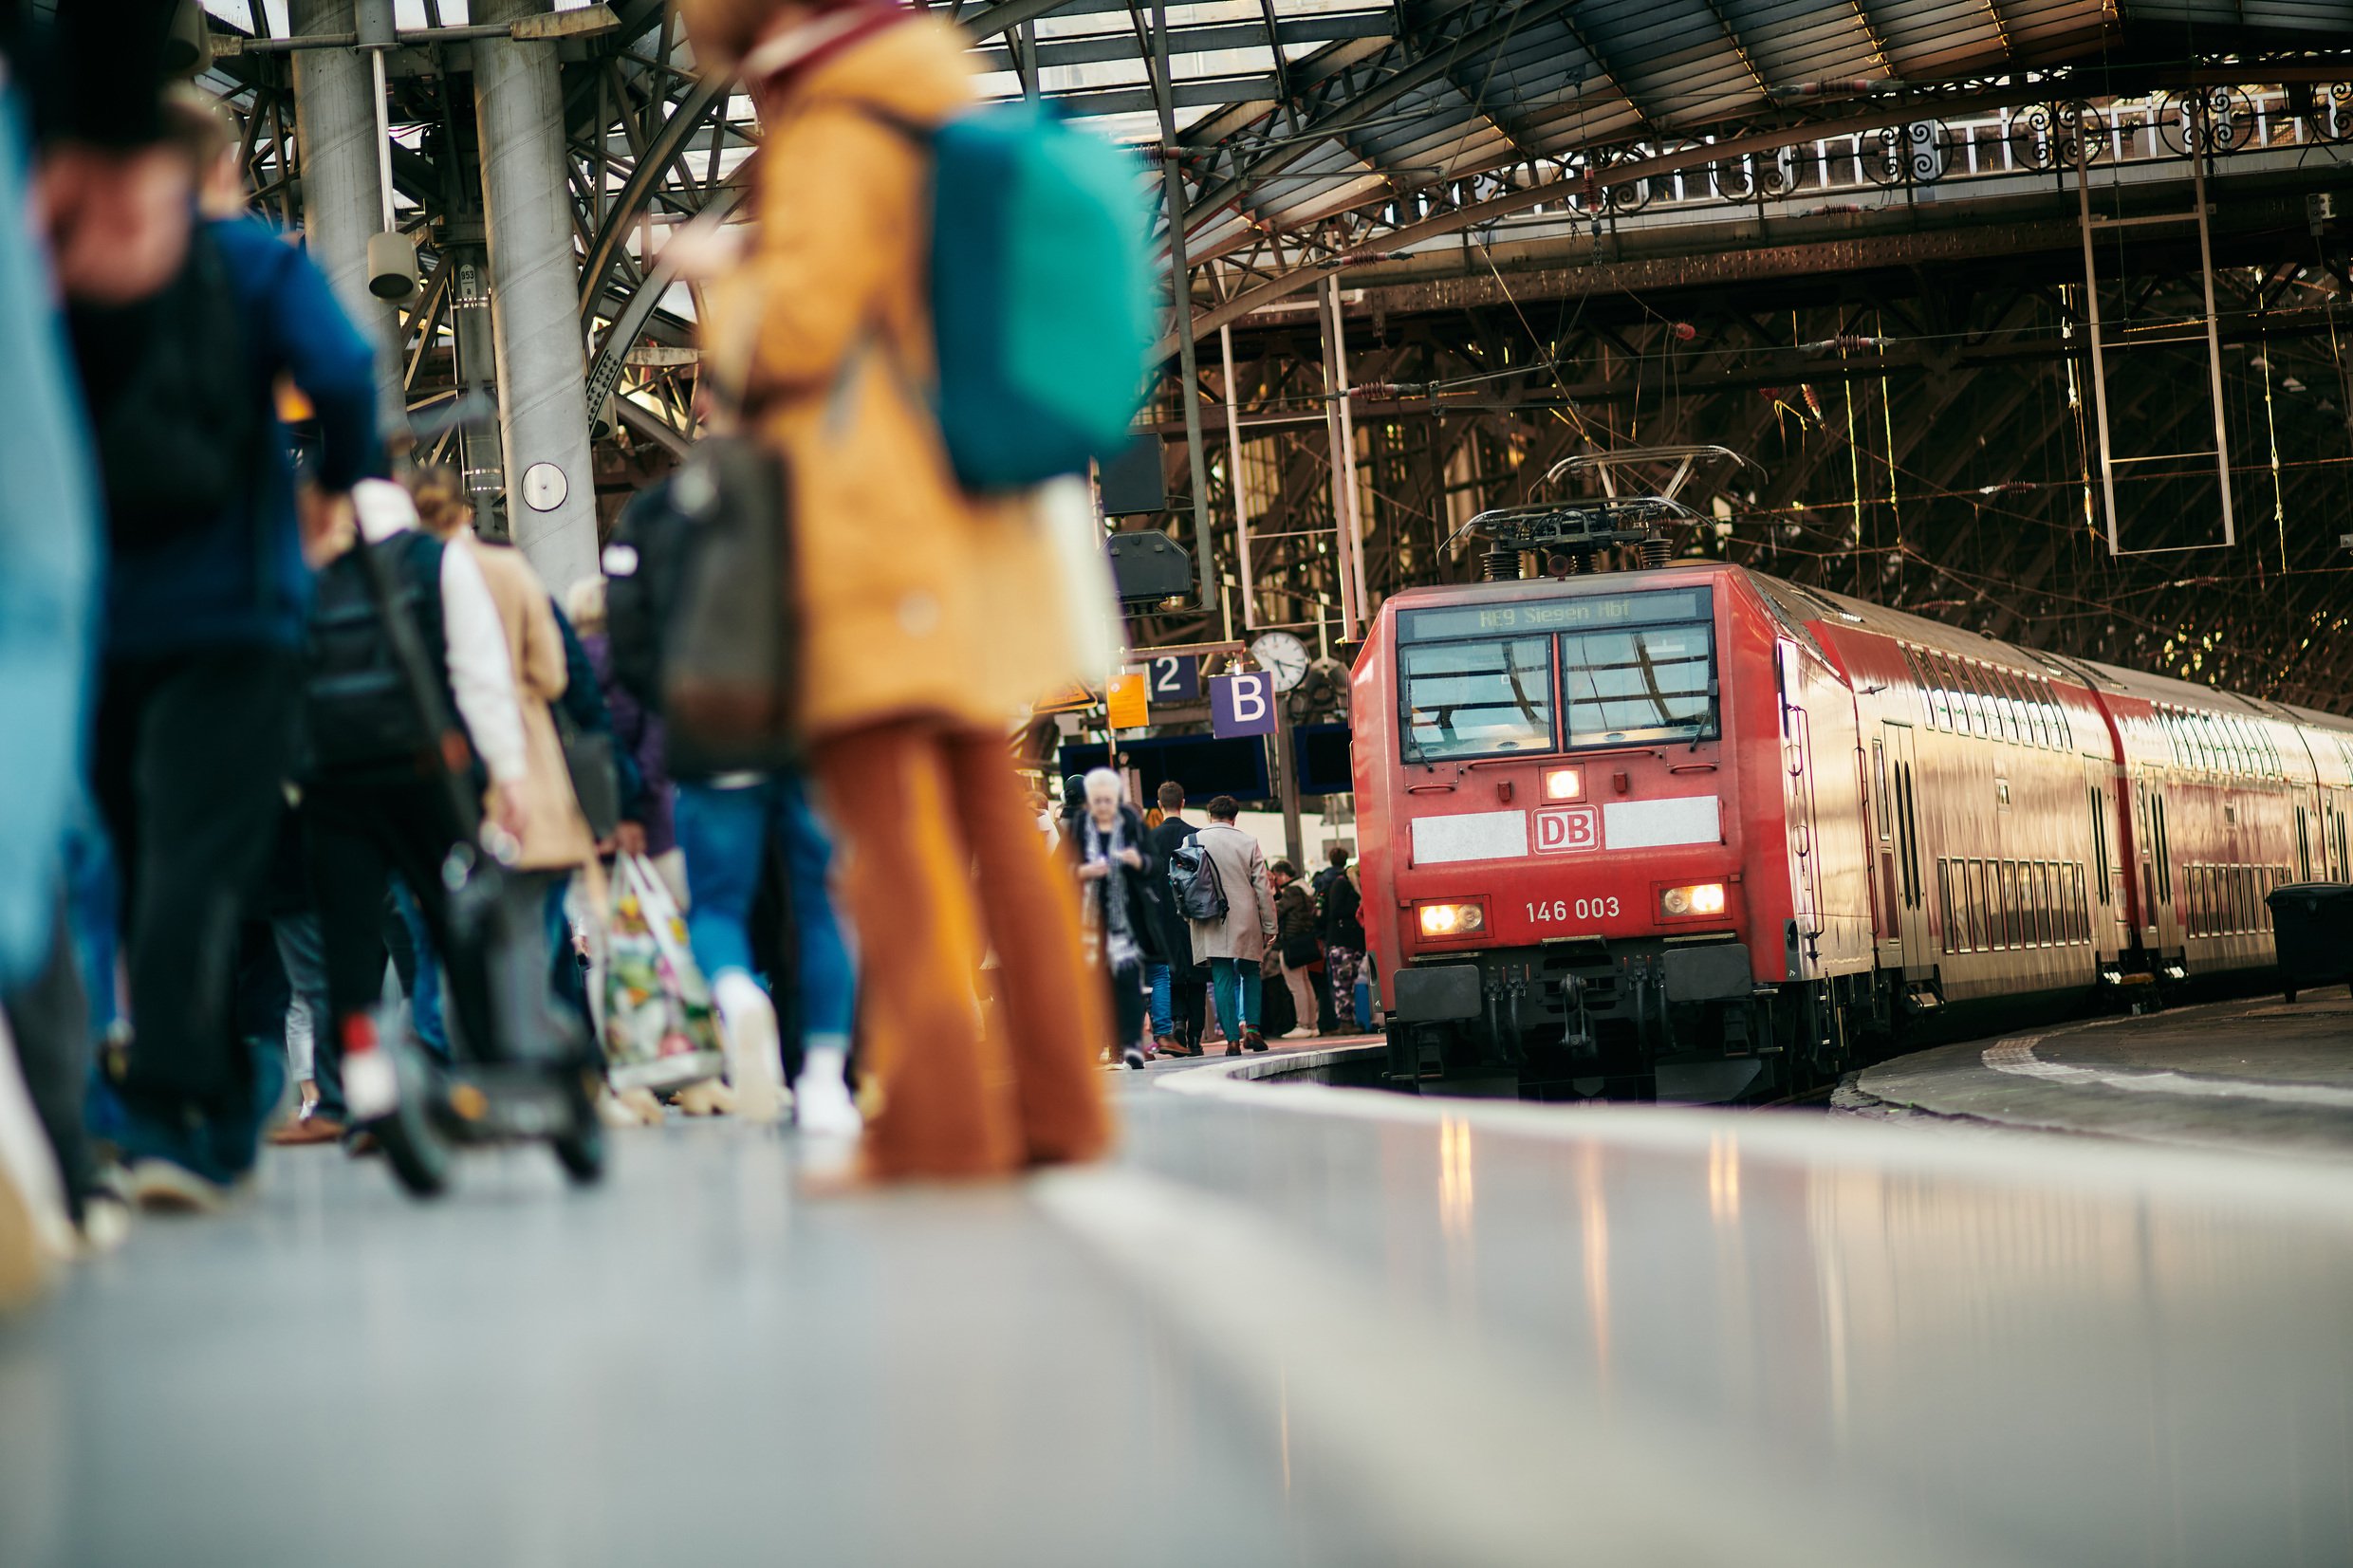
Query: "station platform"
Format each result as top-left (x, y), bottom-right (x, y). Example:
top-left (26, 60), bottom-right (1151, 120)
top-left (6, 1033), bottom-right (2352, 1566)
top-left (1846, 993), bottom-right (2353, 1159)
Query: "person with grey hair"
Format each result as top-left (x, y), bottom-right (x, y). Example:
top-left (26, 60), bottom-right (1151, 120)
top-left (1072, 768), bottom-right (1165, 1070)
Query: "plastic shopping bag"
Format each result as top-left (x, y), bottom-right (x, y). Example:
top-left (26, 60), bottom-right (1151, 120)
top-left (602, 853), bottom-right (725, 1092)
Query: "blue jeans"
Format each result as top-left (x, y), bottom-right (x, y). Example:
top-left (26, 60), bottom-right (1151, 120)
top-left (1145, 961), bottom-right (1173, 1037)
top-left (1207, 957), bottom-right (1261, 1039)
top-left (675, 775), bottom-right (855, 1042)
top-left (390, 880), bottom-right (448, 1059)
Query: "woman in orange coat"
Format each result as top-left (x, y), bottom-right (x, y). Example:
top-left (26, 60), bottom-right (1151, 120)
top-left (677, 0), bottom-right (1112, 1179)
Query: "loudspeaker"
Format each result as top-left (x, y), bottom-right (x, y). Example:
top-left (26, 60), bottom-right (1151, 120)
top-left (1098, 437), bottom-right (1167, 516)
top-left (163, 1), bottom-right (212, 77)
top-left (1106, 531), bottom-right (1193, 603)
top-left (368, 230), bottom-right (419, 301)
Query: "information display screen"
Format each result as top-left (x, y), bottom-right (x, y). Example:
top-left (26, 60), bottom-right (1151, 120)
top-left (1401, 588), bottom-right (1709, 643)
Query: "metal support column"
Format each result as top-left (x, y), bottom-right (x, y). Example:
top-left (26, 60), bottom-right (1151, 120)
top-left (472, 0), bottom-right (600, 591)
top-left (1318, 277), bottom-right (1361, 635)
top-left (2188, 104), bottom-right (2237, 549)
top-left (1220, 321), bottom-right (1254, 632)
top-left (289, 0), bottom-right (402, 433)
top-left (1150, 0), bottom-right (1215, 614)
top-left (1326, 272), bottom-right (1369, 640)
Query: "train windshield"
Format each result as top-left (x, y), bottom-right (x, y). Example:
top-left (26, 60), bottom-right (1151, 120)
top-left (1399, 636), bottom-right (1554, 763)
top-left (1557, 589), bottom-right (1718, 747)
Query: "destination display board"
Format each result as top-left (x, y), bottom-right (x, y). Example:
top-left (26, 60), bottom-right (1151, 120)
top-left (1400, 587), bottom-right (1710, 643)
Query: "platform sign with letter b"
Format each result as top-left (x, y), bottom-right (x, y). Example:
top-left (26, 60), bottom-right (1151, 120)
top-left (1210, 672), bottom-right (1277, 739)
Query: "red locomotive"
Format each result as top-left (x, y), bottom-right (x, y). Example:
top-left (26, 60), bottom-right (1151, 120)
top-left (1349, 461), bottom-right (2353, 1100)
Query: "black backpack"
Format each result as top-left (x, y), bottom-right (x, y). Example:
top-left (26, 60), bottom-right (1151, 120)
top-left (603, 439), bottom-right (800, 777)
top-left (71, 223), bottom-right (262, 550)
top-left (1168, 836), bottom-right (1229, 922)
top-left (302, 529), bottom-right (455, 774)
top-left (603, 476), bottom-right (683, 713)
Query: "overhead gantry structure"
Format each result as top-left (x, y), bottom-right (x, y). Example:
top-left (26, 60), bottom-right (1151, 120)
top-left (196, 0), bottom-right (2353, 704)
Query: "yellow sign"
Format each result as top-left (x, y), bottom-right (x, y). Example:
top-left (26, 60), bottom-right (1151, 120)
top-left (1105, 672), bottom-right (1149, 730)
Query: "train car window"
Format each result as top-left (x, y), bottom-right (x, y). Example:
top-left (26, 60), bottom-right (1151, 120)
top-left (2200, 716), bottom-right (2223, 775)
top-left (1922, 652), bottom-right (1955, 730)
top-left (2007, 673), bottom-right (2042, 747)
top-left (1986, 672), bottom-right (2018, 744)
top-left (1953, 666), bottom-right (1984, 738)
top-left (2039, 862), bottom-right (2058, 944)
top-left (1900, 765), bottom-right (1923, 905)
top-left (1901, 645), bottom-right (1932, 726)
top-left (1970, 859), bottom-right (1992, 950)
top-left (2156, 798), bottom-right (2172, 902)
top-left (1398, 636), bottom-right (1555, 764)
top-left (1973, 667), bottom-right (2000, 741)
top-left (2298, 807), bottom-right (2311, 881)
top-left (2049, 682), bottom-right (2074, 750)
top-left (1938, 860), bottom-right (1958, 952)
top-left (2001, 671), bottom-right (2035, 747)
top-left (1557, 619), bottom-right (1718, 748)
top-left (2099, 780), bottom-right (2118, 902)
top-left (1872, 741), bottom-right (1890, 839)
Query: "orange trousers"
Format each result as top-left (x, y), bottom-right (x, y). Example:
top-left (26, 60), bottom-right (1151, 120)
top-left (812, 721), bottom-right (1113, 1179)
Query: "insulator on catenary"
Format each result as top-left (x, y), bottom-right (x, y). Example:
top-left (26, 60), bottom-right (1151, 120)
top-left (1670, 322), bottom-right (1697, 341)
top-left (1796, 334), bottom-right (1884, 354)
top-left (1639, 535), bottom-right (1672, 570)
top-left (1769, 78), bottom-right (1902, 99)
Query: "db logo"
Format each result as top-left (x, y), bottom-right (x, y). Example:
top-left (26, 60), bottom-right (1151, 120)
top-left (1534, 805), bottom-right (1600, 855)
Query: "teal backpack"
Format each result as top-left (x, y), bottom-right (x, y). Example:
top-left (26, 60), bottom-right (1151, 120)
top-left (881, 101), bottom-right (1156, 493)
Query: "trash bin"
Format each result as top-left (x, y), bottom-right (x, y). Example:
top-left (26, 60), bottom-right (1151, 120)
top-left (2264, 882), bottom-right (2353, 1003)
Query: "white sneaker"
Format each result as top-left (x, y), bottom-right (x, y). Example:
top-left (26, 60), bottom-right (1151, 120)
top-left (792, 1071), bottom-right (861, 1138)
top-left (713, 971), bottom-right (787, 1125)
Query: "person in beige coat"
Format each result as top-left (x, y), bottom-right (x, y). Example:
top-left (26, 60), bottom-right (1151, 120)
top-left (411, 470), bottom-right (592, 874)
top-left (410, 470), bottom-right (595, 1027)
top-left (1187, 796), bottom-right (1277, 1055)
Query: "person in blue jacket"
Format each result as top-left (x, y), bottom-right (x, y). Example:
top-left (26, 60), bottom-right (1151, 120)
top-left (70, 91), bottom-right (383, 1209)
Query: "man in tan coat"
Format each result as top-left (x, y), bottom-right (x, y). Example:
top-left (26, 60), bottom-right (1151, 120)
top-left (1187, 796), bottom-right (1277, 1055)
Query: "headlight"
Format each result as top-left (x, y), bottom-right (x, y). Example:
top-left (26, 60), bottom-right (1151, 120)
top-left (1416, 902), bottom-right (1486, 937)
top-left (1544, 766), bottom-right (1583, 801)
top-left (1659, 882), bottom-right (1728, 917)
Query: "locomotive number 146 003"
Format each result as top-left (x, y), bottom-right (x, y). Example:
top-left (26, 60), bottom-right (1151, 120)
top-left (1527, 896), bottom-right (1620, 923)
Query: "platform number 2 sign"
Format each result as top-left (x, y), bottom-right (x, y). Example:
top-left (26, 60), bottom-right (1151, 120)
top-left (1148, 655), bottom-right (1200, 701)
